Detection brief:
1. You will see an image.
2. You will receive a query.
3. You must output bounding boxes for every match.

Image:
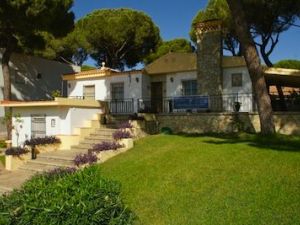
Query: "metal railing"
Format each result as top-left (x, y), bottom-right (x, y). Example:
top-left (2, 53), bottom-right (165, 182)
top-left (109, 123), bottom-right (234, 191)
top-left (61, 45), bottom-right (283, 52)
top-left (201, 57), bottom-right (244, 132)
top-left (106, 98), bottom-right (134, 114)
top-left (270, 93), bottom-right (300, 111)
top-left (137, 93), bottom-right (256, 113)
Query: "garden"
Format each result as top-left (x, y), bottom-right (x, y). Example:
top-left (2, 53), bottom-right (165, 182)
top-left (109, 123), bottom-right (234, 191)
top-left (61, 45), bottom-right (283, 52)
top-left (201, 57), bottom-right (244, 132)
top-left (1, 133), bottom-right (300, 225)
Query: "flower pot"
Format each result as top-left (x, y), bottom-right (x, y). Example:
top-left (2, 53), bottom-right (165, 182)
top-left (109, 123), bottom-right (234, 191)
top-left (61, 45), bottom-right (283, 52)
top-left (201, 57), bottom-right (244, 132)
top-left (234, 102), bottom-right (241, 112)
top-left (35, 143), bottom-right (60, 153)
top-left (5, 153), bottom-right (30, 171)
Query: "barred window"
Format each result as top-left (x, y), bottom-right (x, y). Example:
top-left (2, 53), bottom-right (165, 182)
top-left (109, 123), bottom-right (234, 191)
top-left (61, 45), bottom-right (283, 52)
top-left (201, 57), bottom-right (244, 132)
top-left (111, 83), bottom-right (124, 100)
top-left (182, 80), bottom-right (197, 96)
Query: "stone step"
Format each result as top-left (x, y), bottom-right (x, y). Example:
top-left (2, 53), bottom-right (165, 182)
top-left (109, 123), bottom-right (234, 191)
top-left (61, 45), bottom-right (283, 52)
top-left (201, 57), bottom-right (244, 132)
top-left (28, 157), bottom-right (74, 167)
top-left (80, 138), bottom-right (113, 145)
top-left (92, 128), bottom-right (117, 134)
top-left (19, 162), bottom-right (62, 173)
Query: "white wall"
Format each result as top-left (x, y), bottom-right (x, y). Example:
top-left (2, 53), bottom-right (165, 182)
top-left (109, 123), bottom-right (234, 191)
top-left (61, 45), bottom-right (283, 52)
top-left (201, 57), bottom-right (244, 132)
top-left (0, 51), bottom-right (80, 117)
top-left (166, 71), bottom-right (197, 97)
top-left (222, 67), bottom-right (254, 112)
top-left (11, 106), bottom-right (101, 147)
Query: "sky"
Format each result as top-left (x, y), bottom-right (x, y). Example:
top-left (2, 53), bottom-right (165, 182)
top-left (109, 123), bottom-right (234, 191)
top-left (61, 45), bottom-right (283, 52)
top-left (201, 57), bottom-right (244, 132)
top-left (72, 0), bottom-right (300, 66)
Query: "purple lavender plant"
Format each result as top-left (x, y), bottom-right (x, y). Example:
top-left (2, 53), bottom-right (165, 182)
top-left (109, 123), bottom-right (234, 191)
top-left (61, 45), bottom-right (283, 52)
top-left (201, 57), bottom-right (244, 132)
top-left (113, 129), bottom-right (132, 140)
top-left (118, 121), bottom-right (133, 129)
top-left (46, 167), bottom-right (77, 178)
top-left (73, 152), bottom-right (98, 167)
top-left (5, 147), bottom-right (29, 156)
top-left (24, 136), bottom-right (61, 147)
top-left (90, 141), bottom-right (122, 153)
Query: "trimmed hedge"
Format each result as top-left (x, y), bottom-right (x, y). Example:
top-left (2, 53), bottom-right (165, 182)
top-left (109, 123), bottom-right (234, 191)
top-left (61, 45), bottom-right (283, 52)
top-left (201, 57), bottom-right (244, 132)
top-left (0, 165), bottom-right (135, 225)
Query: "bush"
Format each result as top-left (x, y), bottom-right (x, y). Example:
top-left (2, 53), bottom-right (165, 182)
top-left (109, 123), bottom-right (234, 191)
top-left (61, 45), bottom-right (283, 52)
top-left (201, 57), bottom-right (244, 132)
top-left (0, 165), bottom-right (135, 225)
top-left (90, 141), bottom-right (122, 153)
top-left (5, 147), bottom-right (29, 156)
top-left (113, 130), bottom-right (132, 140)
top-left (74, 152), bottom-right (98, 167)
top-left (118, 121), bottom-right (133, 129)
top-left (24, 136), bottom-right (61, 147)
top-left (0, 140), bottom-right (6, 148)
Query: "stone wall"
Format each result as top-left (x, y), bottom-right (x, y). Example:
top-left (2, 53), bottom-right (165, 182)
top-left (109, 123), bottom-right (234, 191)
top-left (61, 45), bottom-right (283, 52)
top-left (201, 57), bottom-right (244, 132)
top-left (196, 21), bottom-right (223, 112)
top-left (155, 112), bottom-right (300, 135)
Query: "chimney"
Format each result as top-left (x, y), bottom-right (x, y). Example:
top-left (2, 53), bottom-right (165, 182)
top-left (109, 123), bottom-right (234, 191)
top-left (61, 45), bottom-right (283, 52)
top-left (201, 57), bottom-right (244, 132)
top-left (195, 20), bottom-right (223, 110)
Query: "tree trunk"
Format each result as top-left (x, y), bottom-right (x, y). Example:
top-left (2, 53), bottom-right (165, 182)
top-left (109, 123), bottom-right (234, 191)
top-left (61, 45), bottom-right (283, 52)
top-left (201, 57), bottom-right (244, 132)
top-left (226, 0), bottom-right (275, 135)
top-left (2, 48), bottom-right (12, 139)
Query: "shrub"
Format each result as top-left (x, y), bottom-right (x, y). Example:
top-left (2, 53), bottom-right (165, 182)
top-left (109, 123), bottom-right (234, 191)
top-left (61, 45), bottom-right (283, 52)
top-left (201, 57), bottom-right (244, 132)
top-left (118, 121), bottom-right (133, 129)
top-left (24, 136), bottom-right (61, 147)
top-left (74, 152), bottom-right (98, 167)
top-left (0, 165), bottom-right (135, 224)
top-left (90, 141), bottom-right (122, 153)
top-left (113, 129), bottom-right (132, 140)
top-left (45, 167), bottom-right (77, 179)
top-left (5, 147), bottom-right (29, 156)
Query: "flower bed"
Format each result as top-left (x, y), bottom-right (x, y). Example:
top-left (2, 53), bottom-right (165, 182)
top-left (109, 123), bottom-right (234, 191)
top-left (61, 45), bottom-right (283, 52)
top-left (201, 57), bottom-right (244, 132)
top-left (5, 147), bottom-right (30, 171)
top-left (24, 136), bottom-right (61, 153)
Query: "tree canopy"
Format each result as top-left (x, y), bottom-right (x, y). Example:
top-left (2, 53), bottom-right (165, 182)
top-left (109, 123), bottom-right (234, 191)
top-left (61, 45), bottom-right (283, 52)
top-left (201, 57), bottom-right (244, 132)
top-left (71, 8), bottom-right (161, 70)
top-left (275, 60), bottom-right (300, 70)
top-left (191, 0), bottom-right (300, 66)
top-left (144, 38), bottom-right (194, 64)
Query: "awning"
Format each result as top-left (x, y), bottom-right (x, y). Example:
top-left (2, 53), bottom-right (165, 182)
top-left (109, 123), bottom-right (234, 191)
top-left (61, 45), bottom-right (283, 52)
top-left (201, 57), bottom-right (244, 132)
top-left (264, 68), bottom-right (300, 87)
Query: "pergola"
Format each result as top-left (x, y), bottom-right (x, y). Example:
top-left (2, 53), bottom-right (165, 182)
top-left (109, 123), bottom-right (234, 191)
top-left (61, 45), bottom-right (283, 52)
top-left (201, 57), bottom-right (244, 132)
top-left (264, 67), bottom-right (300, 88)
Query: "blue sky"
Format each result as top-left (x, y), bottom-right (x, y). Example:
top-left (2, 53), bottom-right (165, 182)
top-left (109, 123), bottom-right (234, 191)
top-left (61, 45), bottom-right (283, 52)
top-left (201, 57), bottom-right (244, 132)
top-left (72, 0), bottom-right (300, 66)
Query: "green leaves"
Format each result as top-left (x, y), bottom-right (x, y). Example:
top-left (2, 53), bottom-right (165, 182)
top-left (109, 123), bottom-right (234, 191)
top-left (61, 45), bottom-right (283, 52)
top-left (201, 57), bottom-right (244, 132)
top-left (0, 165), bottom-right (135, 224)
top-left (75, 8), bottom-right (161, 69)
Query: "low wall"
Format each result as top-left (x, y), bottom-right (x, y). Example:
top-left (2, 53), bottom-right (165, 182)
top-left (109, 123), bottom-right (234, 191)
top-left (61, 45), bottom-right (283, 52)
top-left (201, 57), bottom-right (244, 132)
top-left (156, 112), bottom-right (300, 135)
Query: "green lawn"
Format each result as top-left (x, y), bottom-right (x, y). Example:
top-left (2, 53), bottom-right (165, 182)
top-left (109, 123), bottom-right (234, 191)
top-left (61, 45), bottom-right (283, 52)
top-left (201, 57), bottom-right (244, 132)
top-left (100, 134), bottom-right (300, 225)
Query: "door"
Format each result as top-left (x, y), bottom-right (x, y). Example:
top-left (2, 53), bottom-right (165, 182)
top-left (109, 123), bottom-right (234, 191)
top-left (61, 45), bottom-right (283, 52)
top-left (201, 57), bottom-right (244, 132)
top-left (31, 115), bottom-right (46, 138)
top-left (83, 85), bottom-right (95, 100)
top-left (151, 82), bottom-right (163, 113)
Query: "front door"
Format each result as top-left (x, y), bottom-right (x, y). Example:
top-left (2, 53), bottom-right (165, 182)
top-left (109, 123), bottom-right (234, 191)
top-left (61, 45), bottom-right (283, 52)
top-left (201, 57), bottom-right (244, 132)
top-left (151, 82), bottom-right (163, 113)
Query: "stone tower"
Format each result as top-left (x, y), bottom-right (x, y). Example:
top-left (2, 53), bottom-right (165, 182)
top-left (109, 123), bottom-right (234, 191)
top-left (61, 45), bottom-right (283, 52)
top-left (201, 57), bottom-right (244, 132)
top-left (195, 20), bottom-right (223, 110)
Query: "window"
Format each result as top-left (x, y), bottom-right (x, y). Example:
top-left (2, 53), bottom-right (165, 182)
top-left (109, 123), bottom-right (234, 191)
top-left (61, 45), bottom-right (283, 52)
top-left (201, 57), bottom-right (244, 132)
top-left (182, 80), bottom-right (197, 96)
top-left (111, 83), bottom-right (124, 100)
top-left (83, 85), bottom-right (95, 100)
top-left (31, 115), bottom-right (46, 138)
top-left (231, 73), bottom-right (243, 87)
top-left (36, 73), bottom-right (42, 79)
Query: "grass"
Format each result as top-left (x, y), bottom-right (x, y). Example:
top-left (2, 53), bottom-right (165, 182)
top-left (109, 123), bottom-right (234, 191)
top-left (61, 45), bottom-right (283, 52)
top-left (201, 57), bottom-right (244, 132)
top-left (99, 133), bottom-right (300, 225)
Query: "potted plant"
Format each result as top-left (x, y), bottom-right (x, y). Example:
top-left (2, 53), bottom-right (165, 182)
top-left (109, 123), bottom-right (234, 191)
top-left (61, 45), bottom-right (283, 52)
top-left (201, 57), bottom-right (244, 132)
top-left (5, 147), bottom-right (30, 171)
top-left (234, 101), bottom-right (241, 112)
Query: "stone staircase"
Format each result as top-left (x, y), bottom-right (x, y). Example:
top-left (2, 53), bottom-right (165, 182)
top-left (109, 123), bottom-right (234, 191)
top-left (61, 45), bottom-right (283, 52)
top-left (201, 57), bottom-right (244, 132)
top-left (0, 115), bottom-right (129, 195)
top-left (18, 126), bottom-right (118, 173)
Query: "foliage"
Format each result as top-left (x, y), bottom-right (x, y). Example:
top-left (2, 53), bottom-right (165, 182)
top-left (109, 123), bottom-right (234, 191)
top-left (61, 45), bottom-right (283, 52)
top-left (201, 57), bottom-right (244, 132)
top-left (190, 0), bottom-right (300, 65)
top-left (0, 165), bottom-right (135, 224)
top-left (144, 38), bottom-right (194, 64)
top-left (118, 121), bottom-right (133, 129)
top-left (0, 0), bottom-right (74, 55)
top-left (5, 147), bottom-right (28, 156)
top-left (81, 64), bottom-right (96, 71)
top-left (90, 141), bottom-right (123, 153)
top-left (0, 155), bottom-right (5, 166)
top-left (100, 134), bottom-right (300, 225)
top-left (113, 130), bottom-right (132, 140)
top-left (24, 136), bottom-right (61, 147)
top-left (74, 152), bottom-right (98, 167)
top-left (275, 59), bottom-right (300, 70)
top-left (44, 167), bottom-right (77, 179)
top-left (160, 127), bottom-right (173, 135)
top-left (51, 89), bottom-right (61, 98)
top-left (128, 113), bottom-right (144, 121)
top-left (74, 8), bottom-right (161, 69)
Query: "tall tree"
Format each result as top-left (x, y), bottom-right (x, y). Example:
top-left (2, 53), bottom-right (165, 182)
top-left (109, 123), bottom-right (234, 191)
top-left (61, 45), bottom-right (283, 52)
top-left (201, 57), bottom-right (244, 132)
top-left (0, 0), bottom-right (74, 138)
top-left (191, 0), bottom-right (300, 66)
top-left (226, 0), bottom-right (275, 134)
top-left (76, 8), bottom-right (161, 70)
top-left (144, 38), bottom-right (194, 64)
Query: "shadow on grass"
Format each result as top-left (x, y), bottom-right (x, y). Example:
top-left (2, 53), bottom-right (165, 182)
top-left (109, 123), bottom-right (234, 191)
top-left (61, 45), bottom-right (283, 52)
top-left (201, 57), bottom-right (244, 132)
top-left (175, 132), bottom-right (300, 152)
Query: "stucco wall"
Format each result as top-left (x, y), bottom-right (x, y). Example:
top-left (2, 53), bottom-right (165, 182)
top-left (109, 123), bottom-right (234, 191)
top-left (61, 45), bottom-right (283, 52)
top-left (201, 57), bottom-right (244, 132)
top-left (11, 106), bottom-right (101, 147)
top-left (0, 52), bottom-right (80, 117)
top-left (166, 71), bottom-right (197, 97)
top-left (156, 112), bottom-right (300, 135)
